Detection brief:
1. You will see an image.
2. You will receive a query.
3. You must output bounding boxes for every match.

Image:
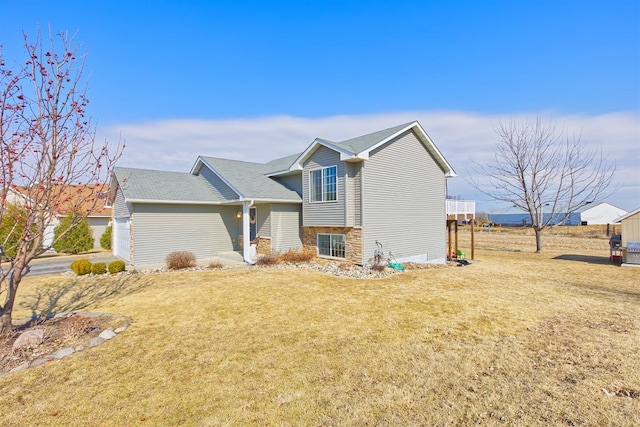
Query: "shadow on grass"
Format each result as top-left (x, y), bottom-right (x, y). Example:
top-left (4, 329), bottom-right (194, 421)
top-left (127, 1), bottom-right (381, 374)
top-left (563, 281), bottom-right (640, 304)
top-left (18, 275), bottom-right (152, 318)
top-left (553, 254), bottom-right (612, 265)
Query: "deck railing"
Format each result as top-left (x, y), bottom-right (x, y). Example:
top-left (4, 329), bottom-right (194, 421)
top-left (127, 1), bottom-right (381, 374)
top-left (446, 200), bottom-right (475, 218)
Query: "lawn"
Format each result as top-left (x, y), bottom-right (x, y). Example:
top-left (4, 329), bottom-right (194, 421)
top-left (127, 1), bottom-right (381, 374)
top-left (1, 227), bottom-right (638, 425)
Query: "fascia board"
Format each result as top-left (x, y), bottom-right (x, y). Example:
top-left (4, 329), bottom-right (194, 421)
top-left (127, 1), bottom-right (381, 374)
top-left (360, 121), bottom-right (457, 178)
top-left (614, 207), bottom-right (640, 223)
top-left (125, 199), bottom-right (224, 205)
top-left (291, 139), bottom-right (355, 170)
top-left (220, 198), bottom-right (302, 205)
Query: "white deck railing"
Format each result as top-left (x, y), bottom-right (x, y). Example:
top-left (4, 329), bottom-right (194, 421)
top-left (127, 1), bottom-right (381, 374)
top-left (446, 200), bottom-right (476, 218)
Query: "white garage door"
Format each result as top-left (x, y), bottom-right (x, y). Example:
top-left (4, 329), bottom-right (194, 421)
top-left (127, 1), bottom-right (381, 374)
top-left (113, 218), bottom-right (130, 263)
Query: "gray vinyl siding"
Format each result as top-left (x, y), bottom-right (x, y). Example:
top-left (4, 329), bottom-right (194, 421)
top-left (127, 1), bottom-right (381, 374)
top-left (346, 162), bottom-right (362, 227)
top-left (271, 204), bottom-right (302, 252)
top-left (362, 129), bottom-right (446, 263)
top-left (113, 187), bottom-right (131, 218)
top-left (197, 166), bottom-right (240, 201)
top-left (131, 204), bottom-right (236, 266)
top-left (302, 146), bottom-right (346, 226)
top-left (256, 203), bottom-right (271, 237)
top-left (274, 173), bottom-right (303, 197)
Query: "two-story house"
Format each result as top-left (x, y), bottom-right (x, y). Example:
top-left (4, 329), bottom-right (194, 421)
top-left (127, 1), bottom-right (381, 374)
top-left (110, 121), bottom-right (456, 266)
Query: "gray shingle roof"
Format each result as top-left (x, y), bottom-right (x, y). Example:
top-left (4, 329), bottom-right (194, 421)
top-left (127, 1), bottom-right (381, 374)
top-left (265, 153), bottom-right (302, 174)
top-left (198, 157), bottom-right (301, 202)
top-left (333, 122), bottom-right (415, 154)
top-left (115, 121), bottom-right (452, 205)
top-left (114, 167), bottom-right (223, 203)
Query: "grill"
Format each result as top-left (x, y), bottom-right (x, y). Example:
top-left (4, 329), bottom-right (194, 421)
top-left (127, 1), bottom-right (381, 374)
top-left (609, 234), bottom-right (622, 264)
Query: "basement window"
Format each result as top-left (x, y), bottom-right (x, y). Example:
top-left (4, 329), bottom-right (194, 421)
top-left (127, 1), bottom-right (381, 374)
top-left (317, 233), bottom-right (346, 259)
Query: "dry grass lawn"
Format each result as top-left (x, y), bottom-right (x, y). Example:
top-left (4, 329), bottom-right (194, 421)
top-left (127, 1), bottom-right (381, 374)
top-left (0, 226), bottom-right (638, 425)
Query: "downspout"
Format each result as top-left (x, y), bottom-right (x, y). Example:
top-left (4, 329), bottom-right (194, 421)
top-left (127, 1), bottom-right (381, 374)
top-left (242, 200), bottom-right (254, 263)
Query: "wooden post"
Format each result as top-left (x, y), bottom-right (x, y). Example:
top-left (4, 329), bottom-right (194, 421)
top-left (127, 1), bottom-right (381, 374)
top-left (471, 220), bottom-right (475, 260)
top-left (447, 220), bottom-right (453, 260)
top-left (454, 220), bottom-right (459, 254)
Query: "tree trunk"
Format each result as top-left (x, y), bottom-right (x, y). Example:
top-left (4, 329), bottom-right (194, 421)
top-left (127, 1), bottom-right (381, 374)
top-left (535, 227), bottom-right (543, 252)
top-left (0, 277), bottom-right (18, 335)
top-left (0, 312), bottom-right (12, 336)
top-left (0, 251), bottom-right (27, 336)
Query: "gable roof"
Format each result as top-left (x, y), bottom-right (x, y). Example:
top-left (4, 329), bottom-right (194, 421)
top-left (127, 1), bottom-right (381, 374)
top-left (193, 157), bottom-right (302, 202)
top-left (113, 121), bottom-right (455, 206)
top-left (113, 167), bottom-right (224, 204)
top-left (265, 153), bottom-right (302, 174)
top-left (614, 207), bottom-right (640, 223)
top-left (278, 121), bottom-right (456, 177)
top-left (578, 202), bottom-right (627, 214)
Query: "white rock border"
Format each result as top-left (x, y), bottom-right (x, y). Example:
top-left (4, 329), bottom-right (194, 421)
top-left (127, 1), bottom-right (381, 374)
top-left (1, 312), bottom-right (131, 377)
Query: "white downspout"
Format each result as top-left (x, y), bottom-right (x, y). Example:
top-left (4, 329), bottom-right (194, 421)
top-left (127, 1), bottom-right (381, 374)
top-left (242, 200), bottom-right (254, 263)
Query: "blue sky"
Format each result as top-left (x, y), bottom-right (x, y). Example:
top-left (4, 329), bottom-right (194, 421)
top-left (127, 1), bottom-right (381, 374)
top-left (2, 0), bottom-right (639, 211)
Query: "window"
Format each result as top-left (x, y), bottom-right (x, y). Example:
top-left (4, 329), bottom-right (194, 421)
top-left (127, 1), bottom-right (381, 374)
top-left (317, 234), bottom-right (346, 258)
top-left (310, 166), bottom-right (337, 202)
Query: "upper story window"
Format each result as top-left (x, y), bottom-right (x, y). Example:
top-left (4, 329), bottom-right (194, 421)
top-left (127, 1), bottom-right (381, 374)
top-left (310, 165), bottom-right (337, 202)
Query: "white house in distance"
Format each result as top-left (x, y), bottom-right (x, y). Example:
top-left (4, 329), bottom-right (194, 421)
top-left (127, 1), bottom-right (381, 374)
top-left (488, 202), bottom-right (628, 226)
top-left (579, 202), bottom-right (628, 225)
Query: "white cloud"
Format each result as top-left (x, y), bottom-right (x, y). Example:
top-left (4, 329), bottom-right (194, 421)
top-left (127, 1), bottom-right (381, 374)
top-left (99, 110), bottom-right (640, 212)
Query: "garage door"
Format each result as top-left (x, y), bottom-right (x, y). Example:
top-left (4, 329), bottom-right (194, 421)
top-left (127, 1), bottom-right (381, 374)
top-left (113, 218), bottom-right (130, 262)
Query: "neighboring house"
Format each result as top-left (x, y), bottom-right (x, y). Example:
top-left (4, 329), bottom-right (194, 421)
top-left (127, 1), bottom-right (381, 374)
top-left (1, 184), bottom-right (110, 251)
top-left (488, 202), bottom-right (628, 226)
top-left (44, 185), bottom-right (112, 250)
top-left (110, 121), bottom-right (456, 266)
top-left (579, 203), bottom-right (628, 225)
top-left (614, 207), bottom-right (640, 266)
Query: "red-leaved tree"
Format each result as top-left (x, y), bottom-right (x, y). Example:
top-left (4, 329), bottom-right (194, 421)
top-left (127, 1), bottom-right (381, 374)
top-left (0, 28), bottom-right (123, 334)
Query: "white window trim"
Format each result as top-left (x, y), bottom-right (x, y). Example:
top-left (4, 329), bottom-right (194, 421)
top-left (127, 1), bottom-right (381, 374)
top-left (308, 165), bottom-right (338, 204)
top-left (317, 233), bottom-right (346, 259)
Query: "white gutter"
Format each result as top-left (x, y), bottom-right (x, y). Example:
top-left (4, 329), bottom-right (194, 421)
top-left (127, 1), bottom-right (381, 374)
top-left (124, 199), bottom-right (223, 205)
top-left (242, 200), bottom-right (255, 263)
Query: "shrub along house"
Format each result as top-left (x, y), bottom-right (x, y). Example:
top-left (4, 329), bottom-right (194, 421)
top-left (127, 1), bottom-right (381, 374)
top-left (109, 121), bottom-right (457, 266)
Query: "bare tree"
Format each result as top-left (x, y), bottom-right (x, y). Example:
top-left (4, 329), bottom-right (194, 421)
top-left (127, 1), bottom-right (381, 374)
top-left (471, 117), bottom-right (615, 252)
top-left (0, 29), bottom-right (123, 334)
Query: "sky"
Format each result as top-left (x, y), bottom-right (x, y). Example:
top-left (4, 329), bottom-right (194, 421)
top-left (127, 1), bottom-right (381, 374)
top-left (1, 0), bottom-right (639, 212)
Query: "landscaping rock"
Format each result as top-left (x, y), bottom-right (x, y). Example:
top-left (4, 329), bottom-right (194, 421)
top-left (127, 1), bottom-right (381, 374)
top-left (30, 356), bottom-right (55, 367)
top-left (9, 362), bottom-right (29, 373)
top-left (86, 336), bottom-right (106, 347)
top-left (114, 321), bottom-right (130, 333)
top-left (99, 329), bottom-right (117, 340)
top-left (12, 329), bottom-right (45, 350)
top-left (50, 347), bottom-right (75, 359)
top-left (76, 312), bottom-right (109, 318)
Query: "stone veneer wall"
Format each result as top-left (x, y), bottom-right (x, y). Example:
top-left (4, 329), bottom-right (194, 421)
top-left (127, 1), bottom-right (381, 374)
top-left (302, 226), bottom-right (363, 264)
top-left (256, 237), bottom-right (272, 256)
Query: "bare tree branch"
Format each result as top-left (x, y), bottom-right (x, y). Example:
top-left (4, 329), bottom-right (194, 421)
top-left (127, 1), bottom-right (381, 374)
top-left (470, 117), bottom-right (616, 252)
top-left (0, 28), bottom-right (124, 334)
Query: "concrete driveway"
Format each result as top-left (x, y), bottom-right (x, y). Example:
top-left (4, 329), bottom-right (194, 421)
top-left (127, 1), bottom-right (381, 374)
top-left (21, 252), bottom-right (119, 277)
